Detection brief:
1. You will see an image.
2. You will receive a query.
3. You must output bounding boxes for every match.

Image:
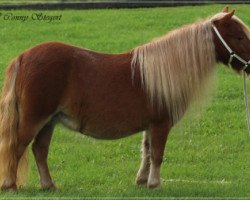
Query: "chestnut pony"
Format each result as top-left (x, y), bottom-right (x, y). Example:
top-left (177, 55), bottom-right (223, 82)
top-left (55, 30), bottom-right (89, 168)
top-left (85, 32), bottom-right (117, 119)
top-left (0, 7), bottom-right (250, 191)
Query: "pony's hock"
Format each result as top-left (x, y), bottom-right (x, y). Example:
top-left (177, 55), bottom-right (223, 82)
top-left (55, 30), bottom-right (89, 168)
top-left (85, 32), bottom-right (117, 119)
top-left (0, 7), bottom-right (250, 191)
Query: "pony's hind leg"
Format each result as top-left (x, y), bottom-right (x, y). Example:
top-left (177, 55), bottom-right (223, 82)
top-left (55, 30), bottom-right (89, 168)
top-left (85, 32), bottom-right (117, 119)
top-left (1, 121), bottom-right (41, 190)
top-left (32, 122), bottom-right (56, 190)
top-left (147, 122), bottom-right (171, 188)
top-left (136, 130), bottom-right (151, 185)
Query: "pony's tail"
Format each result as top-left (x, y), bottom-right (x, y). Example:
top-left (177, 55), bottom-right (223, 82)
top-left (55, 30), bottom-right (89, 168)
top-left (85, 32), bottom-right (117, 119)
top-left (0, 56), bottom-right (28, 188)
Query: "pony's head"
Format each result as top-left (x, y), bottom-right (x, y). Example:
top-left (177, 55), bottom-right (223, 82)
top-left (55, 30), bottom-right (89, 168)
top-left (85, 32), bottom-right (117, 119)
top-left (212, 7), bottom-right (250, 74)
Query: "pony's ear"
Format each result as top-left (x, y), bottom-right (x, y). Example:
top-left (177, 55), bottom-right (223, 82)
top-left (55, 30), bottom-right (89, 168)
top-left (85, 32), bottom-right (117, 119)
top-left (221, 10), bottom-right (235, 21)
top-left (222, 6), bottom-right (229, 13)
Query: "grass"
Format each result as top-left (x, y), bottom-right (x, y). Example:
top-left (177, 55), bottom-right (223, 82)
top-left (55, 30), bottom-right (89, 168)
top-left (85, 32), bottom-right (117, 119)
top-left (0, 4), bottom-right (249, 199)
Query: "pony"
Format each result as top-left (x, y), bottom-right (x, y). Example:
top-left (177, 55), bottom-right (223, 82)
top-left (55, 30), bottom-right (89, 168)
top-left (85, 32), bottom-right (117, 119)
top-left (0, 7), bottom-right (250, 191)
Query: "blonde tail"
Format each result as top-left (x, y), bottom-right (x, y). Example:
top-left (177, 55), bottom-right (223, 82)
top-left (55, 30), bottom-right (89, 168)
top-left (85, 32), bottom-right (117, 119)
top-left (0, 56), bottom-right (28, 188)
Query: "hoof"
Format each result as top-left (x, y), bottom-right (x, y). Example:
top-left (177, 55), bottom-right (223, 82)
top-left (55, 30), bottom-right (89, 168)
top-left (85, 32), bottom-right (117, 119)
top-left (41, 183), bottom-right (58, 191)
top-left (136, 178), bottom-right (148, 186)
top-left (147, 181), bottom-right (161, 189)
top-left (1, 183), bottom-right (17, 192)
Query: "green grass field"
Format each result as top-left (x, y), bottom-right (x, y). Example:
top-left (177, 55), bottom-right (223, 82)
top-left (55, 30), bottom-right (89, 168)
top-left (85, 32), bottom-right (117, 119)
top-left (0, 5), bottom-right (249, 199)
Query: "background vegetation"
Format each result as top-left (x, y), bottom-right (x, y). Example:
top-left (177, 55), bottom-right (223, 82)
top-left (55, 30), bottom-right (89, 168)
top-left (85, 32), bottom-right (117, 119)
top-left (0, 4), bottom-right (249, 198)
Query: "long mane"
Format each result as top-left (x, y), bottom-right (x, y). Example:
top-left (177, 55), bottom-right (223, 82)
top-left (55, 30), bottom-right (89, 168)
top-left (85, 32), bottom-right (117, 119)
top-left (132, 18), bottom-right (216, 124)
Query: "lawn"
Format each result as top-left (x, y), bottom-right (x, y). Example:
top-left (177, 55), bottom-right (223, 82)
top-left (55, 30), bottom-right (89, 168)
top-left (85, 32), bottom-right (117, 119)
top-left (0, 4), bottom-right (249, 199)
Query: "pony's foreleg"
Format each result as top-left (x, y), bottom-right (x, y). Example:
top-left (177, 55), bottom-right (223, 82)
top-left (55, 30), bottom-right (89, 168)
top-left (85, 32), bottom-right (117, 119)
top-left (147, 122), bottom-right (171, 188)
top-left (32, 123), bottom-right (56, 190)
top-left (136, 130), bottom-right (151, 185)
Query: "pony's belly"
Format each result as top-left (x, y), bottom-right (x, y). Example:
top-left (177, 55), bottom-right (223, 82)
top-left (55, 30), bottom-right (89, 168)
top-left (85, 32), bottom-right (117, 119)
top-left (81, 128), bottom-right (141, 140)
top-left (57, 112), bottom-right (147, 140)
top-left (82, 115), bottom-right (149, 140)
top-left (82, 121), bottom-right (147, 140)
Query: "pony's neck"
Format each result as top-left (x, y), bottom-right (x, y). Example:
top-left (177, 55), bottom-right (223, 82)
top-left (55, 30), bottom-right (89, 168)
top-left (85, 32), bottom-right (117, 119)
top-left (132, 19), bottom-right (216, 123)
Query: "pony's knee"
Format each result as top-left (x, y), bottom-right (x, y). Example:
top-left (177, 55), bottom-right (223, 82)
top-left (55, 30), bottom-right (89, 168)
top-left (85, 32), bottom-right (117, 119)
top-left (153, 157), bottom-right (163, 167)
top-left (150, 152), bottom-right (163, 166)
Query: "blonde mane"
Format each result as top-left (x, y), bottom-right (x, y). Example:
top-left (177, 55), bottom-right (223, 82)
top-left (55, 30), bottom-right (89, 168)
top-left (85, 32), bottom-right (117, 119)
top-left (132, 17), bottom-right (217, 124)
